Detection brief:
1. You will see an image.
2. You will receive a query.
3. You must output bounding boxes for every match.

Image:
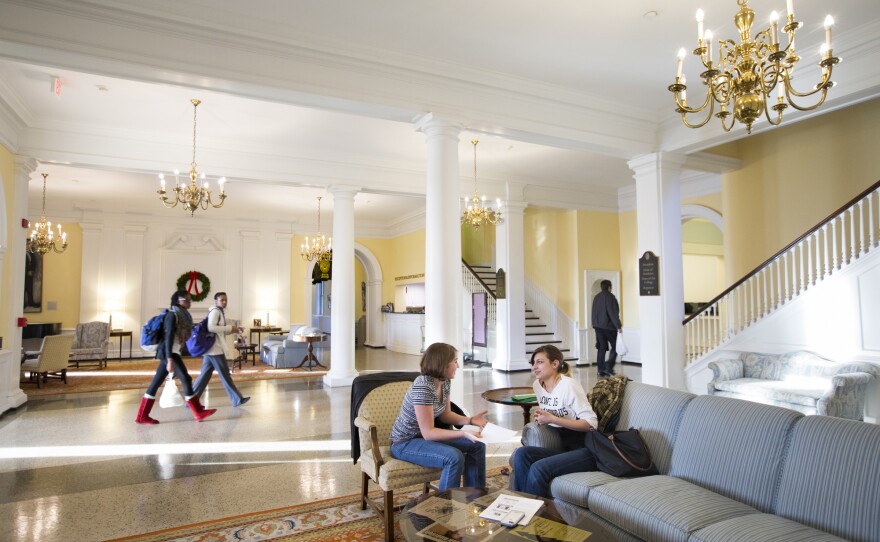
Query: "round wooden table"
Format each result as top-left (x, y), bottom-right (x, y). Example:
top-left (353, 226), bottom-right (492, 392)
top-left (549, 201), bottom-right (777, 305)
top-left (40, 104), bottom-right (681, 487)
top-left (481, 386), bottom-right (538, 426)
top-left (291, 334), bottom-right (328, 370)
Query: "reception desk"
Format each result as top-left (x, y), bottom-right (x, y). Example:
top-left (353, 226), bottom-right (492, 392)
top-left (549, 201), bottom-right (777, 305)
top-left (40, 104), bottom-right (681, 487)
top-left (383, 312), bottom-right (424, 355)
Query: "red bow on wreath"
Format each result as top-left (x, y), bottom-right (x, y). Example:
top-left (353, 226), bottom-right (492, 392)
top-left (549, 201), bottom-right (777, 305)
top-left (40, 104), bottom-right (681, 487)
top-left (186, 271), bottom-right (201, 296)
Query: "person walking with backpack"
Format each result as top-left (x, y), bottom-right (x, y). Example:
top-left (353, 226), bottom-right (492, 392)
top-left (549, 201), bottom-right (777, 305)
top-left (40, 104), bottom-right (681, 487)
top-left (191, 292), bottom-right (250, 407)
top-left (135, 290), bottom-right (216, 424)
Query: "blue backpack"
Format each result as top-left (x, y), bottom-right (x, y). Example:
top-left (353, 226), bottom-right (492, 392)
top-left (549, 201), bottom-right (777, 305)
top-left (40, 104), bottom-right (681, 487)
top-left (141, 309), bottom-right (168, 353)
top-left (185, 313), bottom-right (217, 357)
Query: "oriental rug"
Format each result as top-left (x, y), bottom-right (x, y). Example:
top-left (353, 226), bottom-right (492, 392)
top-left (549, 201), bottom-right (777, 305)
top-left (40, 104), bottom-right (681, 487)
top-left (22, 357), bottom-right (325, 398)
top-left (107, 468), bottom-right (508, 542)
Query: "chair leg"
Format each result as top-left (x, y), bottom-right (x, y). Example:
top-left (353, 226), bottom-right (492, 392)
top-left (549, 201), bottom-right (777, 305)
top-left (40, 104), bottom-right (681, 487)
top-left (62, 369), bottom-right (67, 384)
top-left (360, 471), bottom-right (369, 510)
top-left (384, 489), bottom-right (394, 542)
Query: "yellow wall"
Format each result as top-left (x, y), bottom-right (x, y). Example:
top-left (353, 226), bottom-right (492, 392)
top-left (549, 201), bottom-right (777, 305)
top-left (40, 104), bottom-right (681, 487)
top-left (26, 224), bottom-right (82, 328)
top-left (391, 229), bottom-right (426, 286)
top-left (524, 207), bottom-right (579, 320)
top-left (618, 210), bottom-right (639, 327)
top-left (576, 210), bottom-right (621, 325)
top-left (461, 224), bottom-right (495, 266)
top-left (713, 98), bottom-right (880, 280)
top-left (0, 145), bottom-right (13, 346)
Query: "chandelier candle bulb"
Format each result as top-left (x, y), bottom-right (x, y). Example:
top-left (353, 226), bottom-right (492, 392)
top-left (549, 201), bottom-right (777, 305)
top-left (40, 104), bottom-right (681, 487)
top-left (824, 15), bottom-right (833, 49)
top-left (704, 30), bottom-right (713, 61)
top-left (676, 48), bottom-right (686, 78)
top-left (770, 11), bottom-right (779, 45)
top-left (696, 9), bottom-right (704, 40)
top-left (681, 75), bottom-right (687, 104)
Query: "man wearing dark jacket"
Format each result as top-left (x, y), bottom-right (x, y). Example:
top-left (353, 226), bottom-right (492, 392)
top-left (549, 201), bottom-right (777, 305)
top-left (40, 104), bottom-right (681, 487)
top-left (591, 280), bottom-right (622, 377)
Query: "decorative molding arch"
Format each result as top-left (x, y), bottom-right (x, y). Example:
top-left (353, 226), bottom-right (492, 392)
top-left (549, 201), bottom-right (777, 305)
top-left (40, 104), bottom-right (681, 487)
top-left (162, 233), bottom-right (226, 252)
top-left (681, 204), bottom-right (723, 232)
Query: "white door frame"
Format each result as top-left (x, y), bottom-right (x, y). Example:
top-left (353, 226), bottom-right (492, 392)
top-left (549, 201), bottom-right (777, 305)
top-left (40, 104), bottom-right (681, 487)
top-left (583, 270), bottom-right (620, 366)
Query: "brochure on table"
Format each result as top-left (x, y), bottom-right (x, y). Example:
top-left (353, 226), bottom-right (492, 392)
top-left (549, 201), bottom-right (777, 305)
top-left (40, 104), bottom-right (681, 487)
top-left (479, 493), bottom-right (544, 526)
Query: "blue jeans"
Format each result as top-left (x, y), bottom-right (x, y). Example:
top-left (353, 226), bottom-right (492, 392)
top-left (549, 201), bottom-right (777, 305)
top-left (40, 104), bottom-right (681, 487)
top-left (192, 354), bottom-right (245, 405)
top-left (512, 445), bottom-right (598, 498)
top-left (391, 437), bottom-right (486, 490)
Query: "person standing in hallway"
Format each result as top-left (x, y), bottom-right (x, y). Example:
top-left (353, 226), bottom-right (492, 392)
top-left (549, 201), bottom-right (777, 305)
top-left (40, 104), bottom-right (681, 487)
top-left (135, 290), bottom-right (216, 424)
top-left (192, 292), bottom-right (250, 407)
top-left (390, 342), bottom-right (489, 490)
top-left (591, 280), bottom-right (622, 377)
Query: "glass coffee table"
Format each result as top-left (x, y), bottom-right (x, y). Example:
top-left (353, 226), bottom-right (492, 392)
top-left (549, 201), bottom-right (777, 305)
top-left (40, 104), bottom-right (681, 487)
top-left (401, 487), bottom-right (615, 541)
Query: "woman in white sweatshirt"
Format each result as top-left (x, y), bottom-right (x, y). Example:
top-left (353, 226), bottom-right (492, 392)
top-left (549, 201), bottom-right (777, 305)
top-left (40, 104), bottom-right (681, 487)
top-left (511, 345), bottom-right (598, 497)
top-left (192, 292), bottom-right (250, 407)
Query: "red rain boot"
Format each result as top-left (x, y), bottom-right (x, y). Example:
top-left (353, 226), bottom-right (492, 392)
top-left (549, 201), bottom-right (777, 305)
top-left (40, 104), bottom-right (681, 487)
top-left (135, 397), bottom-right (160, 425)
top-left (186, 396), bottom-right (216, 422)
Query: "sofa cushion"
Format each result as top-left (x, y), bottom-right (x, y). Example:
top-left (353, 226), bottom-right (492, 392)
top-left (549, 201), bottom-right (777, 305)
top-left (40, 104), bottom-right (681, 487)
top-left (588, 476), bottom-right (758, 542)
top-left (690, 514), bottom-right (850, 542)
top-left (550, 470), bottom-right (619, 508)
top-left (713, 377), bottom-right (825, 407)
top-left (741, 352), bottom-right (782, 379)
top-left (669, 395), bottom-right (802, 512)
top-left (614, 382), bottom-right (695, 474)
top-left (774, 416), bottom-right (880, 542)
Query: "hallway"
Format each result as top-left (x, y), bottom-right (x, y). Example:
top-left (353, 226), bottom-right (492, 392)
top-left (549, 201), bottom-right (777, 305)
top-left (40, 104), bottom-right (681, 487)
top-left (0, 348), bottom-right (639, 541)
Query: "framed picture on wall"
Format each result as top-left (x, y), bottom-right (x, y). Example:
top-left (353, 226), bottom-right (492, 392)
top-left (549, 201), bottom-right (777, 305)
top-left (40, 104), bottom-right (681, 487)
top-left (253, 318), bottom-right (261, 327)
top-left (24, 251), bottom-right (43, 313)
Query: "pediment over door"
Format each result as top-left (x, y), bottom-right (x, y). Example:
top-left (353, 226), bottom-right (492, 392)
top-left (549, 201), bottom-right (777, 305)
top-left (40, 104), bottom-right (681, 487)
top-left (162, 233), bottom-right (226, 252)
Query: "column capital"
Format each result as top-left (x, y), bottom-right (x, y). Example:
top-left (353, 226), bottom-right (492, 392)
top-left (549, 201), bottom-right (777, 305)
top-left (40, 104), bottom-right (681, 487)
top-left (328, 185), bottom-right (361, 199)
top-left (13, 156), bottom-right (37, 185)
top-left (413, 112), bottom-right (463, 138)
top-left (627, 152), bottom-right (687, 178)
top-left (503, 201), bottom-right (528, 215)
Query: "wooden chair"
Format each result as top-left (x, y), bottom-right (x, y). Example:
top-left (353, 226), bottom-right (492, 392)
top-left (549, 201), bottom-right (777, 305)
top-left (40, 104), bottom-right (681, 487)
top-left (353, 381), bottom-right (441, 542)
top-left (21, 334), bottom-right (74, 388)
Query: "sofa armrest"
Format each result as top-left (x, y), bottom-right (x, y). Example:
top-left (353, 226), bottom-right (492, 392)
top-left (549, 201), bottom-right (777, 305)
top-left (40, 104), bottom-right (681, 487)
top-left (521, 423), bottom-right (565, 450)
top-left (707, 359), bottom-right (744, 394)
top-left (817, 372), bottom-right (875, 420)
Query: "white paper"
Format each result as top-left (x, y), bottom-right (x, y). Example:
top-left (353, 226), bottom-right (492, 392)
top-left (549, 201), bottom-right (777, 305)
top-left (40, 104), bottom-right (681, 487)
top-left (461, 422), bottom-right (519, 444)
top-left (479, 493), bottom-right (544, 526)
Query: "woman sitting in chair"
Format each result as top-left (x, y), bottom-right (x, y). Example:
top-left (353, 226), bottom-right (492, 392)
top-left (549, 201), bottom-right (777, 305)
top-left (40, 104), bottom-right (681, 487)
top-left (390, 342), bottom-right (488, 489)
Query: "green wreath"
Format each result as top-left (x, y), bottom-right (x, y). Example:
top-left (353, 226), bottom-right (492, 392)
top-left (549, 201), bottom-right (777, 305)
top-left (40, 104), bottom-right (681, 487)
top-left (176, 270), bottom-right (211, 302)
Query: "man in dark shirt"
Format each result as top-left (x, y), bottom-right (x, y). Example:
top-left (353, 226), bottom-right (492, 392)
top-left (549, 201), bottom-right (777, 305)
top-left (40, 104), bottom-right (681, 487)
top-left (591, 280), bottom-right (622, 377)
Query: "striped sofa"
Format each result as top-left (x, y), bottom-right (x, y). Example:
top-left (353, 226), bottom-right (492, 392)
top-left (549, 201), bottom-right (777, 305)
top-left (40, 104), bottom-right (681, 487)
top-left (518, 382), bottom-right (880, 542)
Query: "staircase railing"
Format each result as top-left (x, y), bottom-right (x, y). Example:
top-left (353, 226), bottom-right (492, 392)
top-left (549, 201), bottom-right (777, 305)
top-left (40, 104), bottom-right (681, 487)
top-left (525, 278), bottom-right (579, 359)
top-left (461, 260), bottom-right (496, 325)
top-left (685, 179), bottom-right (880, 364)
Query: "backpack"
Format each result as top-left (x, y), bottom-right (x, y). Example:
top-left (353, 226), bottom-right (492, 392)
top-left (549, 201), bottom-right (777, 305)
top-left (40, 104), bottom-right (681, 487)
top-left (141, 309), bottom-right (168, 353)
top-left (587, 375), bottom-right (630, 433)
top-left (185, 310), bottom-right (218, 357)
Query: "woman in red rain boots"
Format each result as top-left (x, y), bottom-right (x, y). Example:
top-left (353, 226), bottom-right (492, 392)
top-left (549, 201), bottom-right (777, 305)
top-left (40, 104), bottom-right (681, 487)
top-left (135, 290), bottom-right (216, 424)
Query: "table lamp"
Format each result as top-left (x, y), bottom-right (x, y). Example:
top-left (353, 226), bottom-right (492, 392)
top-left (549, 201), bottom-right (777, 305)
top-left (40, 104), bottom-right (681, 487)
top-left (104, 299), bottom-right (121, 331)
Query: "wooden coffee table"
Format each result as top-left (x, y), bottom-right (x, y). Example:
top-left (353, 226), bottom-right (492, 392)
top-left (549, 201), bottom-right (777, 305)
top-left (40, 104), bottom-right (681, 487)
top-left (401, 487), bottom-right (615, 541)
top-left (482, 386), bottom-right (538, 426)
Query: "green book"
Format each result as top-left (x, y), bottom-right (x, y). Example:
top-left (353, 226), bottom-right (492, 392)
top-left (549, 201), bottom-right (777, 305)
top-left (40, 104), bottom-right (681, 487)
top-left (511, 394), bottom-right (537, 402)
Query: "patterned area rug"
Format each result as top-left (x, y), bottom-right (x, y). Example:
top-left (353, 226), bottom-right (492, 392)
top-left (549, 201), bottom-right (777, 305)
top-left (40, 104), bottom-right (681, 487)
top-left (107, 469), bottom-right (508, 542)
top-left (22, 357), bottom-right (325, 397)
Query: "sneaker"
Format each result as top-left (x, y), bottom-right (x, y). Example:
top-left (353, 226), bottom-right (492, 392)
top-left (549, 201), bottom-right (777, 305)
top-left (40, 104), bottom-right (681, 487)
top-left (236, 396), bottom-right (251, 407)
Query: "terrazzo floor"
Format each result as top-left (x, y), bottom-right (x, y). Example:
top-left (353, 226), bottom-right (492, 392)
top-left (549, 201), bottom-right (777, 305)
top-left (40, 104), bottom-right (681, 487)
top-left (0, 348), bottom-right (640, 542)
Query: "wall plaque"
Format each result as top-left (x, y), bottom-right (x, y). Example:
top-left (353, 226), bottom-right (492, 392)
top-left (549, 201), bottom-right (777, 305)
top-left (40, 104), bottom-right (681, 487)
top-left (639, 251), bottom-right (660, 296)
top-left (495, 268), bottom-right (506, 299)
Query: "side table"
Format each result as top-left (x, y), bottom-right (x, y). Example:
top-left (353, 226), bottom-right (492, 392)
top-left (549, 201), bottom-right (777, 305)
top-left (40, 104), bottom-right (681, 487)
top-left (110, 330), bottom-right (133, 360)
top-left (481, 386), bottom-right (539, 426)
top-left (291, 334), bottom-right (328, 370)
top-left (232, 344), bottom-right (257, 372)
top-left (248, 326), bottom-right (281, 362)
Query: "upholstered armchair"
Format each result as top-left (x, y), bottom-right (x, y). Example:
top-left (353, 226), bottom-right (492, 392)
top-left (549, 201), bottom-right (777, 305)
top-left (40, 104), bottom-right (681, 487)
top-left (21, 334), bottom-right (74, 388)
top-left (354, 380), bottom-right (441, 542)
top-left (69, 321), bottom-right (110, 368)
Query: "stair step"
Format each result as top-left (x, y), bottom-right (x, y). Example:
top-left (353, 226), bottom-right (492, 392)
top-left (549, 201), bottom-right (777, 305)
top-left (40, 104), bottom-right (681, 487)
top-left (526, 340), bottom-right (562, 345)
top-left (526, 324), bottom-right (547, 328)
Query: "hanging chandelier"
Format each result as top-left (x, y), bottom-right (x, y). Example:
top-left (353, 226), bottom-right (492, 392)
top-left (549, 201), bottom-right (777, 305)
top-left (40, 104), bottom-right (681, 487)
top-left (301, 196), bottom-right (332, 262)
top-left (461, 140), bottom-right (503, 227)
top-left (157, 99), bottom-right (227, 215)
top-left (27, 173), bottom-right (68, 254)
top-left (669, 0), bottom-right (840, 134)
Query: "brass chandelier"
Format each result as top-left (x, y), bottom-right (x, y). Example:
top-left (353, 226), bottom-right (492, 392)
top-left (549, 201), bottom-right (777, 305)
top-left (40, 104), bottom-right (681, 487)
top-left (158, 99), bottom-right (227, 215)
top-left (27, 173), bottom-right (68, 254)
top-left (461, 140), bottom-right (503, 227)
top-left (301, 196), bottom-right (332, 262)
top-left (669, 0), bottom-right (840, 134)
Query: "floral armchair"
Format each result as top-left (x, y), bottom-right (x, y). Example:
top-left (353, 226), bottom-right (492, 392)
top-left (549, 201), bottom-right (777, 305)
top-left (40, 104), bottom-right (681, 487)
top-left (69, 321), bottom-right (110, 368)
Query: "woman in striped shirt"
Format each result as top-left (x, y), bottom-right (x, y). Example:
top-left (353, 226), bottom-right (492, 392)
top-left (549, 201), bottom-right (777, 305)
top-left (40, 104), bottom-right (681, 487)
top-left (390, 343), bottom-right (488, 489)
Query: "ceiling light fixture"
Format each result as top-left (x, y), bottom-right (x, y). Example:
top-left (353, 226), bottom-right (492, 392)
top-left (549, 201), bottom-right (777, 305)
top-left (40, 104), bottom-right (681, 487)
top-left (157, 99), bottom-right (227, 215)
top-left (301, 196), bottom-right (332, 262)
top-left (27, 173), bottom-right (68, 254)
top-left (669, 0), bottom-right (840, 133)
top-left (461, 140), bottom-right (503, 228)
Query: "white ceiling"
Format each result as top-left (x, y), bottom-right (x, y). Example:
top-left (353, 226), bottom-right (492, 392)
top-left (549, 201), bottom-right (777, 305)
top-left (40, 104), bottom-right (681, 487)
top-left (1, 0), bottom-right (879, 233)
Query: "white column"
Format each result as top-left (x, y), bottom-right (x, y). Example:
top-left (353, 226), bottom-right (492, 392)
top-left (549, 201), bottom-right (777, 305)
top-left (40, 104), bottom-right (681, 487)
top-left (1, 157), bottom-right (36, 414)
top-left (415, 113), bottom-right (464, 403)
top-left (493, 199), bottom-right (528, 371)
top-left (324, 185), bottom-right (360, 387)
top-left (628, 153), bottom-right (687, 390)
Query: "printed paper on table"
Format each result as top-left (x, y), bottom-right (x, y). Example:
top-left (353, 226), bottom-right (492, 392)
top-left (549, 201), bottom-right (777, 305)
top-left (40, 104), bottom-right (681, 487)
top-left (479, 493), bottom-right (544, 526)
top-left (461, 422), bottom-right (519, 444)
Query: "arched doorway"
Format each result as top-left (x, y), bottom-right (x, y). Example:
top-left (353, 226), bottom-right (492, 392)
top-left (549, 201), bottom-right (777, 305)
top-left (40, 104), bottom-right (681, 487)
top-left (681, 205), bottom-right (724, 316)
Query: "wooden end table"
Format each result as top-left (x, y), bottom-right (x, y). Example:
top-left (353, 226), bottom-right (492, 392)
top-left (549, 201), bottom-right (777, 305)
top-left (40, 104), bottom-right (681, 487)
top-left (110, 330), bottom-right (133, 361)
top-left (401, 487), bottom-right (615, 541)
top-left (232, 344), bottom-right (257, 371)
top-left (481, 387), bottom-right (538, 426)
top-left (291, 334), bottom-right (327, 370)
top-left (247, 326), bottom-right (281, 362)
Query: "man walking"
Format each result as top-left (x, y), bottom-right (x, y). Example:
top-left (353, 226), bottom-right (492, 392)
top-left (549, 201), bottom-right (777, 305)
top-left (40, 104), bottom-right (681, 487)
top-left (591, 280), bottom-right (622, 377)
